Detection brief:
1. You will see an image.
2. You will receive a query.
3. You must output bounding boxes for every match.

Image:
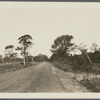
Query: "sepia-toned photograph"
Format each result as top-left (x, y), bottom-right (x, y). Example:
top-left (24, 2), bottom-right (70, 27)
top-left (0, 2), bottom-right (100, 95)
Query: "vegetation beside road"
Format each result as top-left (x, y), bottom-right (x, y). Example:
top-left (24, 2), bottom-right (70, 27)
top-left (52, 60), bottom-right (100, 92)
top-left (50, 34), bottom-right (100, 92)
top-left (0, 34), bottom-right (48, 73)
top-left (0, 33), bottom-right (100, 92)
top-left (0, 62), bottom-right (37, 73)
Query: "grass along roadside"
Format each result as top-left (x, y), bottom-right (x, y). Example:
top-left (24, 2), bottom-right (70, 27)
top-left (0, 62), bottom-right (38, 73)
top-left (51, 61), bottom-right (100, 92)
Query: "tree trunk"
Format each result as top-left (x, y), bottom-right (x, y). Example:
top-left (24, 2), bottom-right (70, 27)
top-left (27, 53), bottom-right (28, 63)
top-left (23, 46), bottom-right (26, 66)
top-left (85, 53), bottom-right (93, 64)
top-left (23, 56), bottom-right (26, 66)
top-left (31, 56), bottom-right (33, 62)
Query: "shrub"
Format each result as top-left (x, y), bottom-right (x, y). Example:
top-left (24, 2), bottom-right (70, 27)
top-left (52, 61), bottom-right (73, 72)
top-left (51, 54), bottom-right (93, 73)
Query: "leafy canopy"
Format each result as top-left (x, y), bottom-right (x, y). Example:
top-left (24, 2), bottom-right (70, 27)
top-left (51, 35), bottom-right (74, 55)
top-left (18, 34), bottom-right (33, 48)
top-left (16, 34), bottom-right (33, 56)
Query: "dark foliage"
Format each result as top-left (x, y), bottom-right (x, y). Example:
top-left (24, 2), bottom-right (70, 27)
top-left (51, 35), bottom-right (74, 56)
top-left (34, 54), bottom-right (49, 62)
top-left (51, 54), bottom-right (93, 72)
top-left (88, 51), bottom-right (100, 63)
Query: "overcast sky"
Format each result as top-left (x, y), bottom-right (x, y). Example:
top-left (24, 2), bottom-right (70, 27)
top-left (0, 2), bottom-right (100, 57)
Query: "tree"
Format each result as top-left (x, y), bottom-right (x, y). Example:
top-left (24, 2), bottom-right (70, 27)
top-left (4, 45), bottom-right (14, 58)
top-left (51, 35), bottom-right (74, 57)
top-left (16, 34), bottom-right (33, 65)
top-left (75, 43), bottom-right (93, 64)
top-left (10, 53), bottom-right (18, 59)
top-left (90, 42), bottom-right (100, 53)
top-left (89, 43), bottom-right (100, 63)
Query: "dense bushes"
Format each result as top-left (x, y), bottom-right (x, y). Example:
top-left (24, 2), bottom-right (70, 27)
top-left (88, 51), bottom-right (100, 63)
top-left (50, 35), bottom-right (100, 73)
top-left (52, 61), bottom-right (73, 72)
top-left (34, 54), bottom-right (49, 62)
top-left (51, 54), bottom-right (93, 72)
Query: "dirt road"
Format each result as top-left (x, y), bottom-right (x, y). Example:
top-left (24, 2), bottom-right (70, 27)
top-left (0, 62), bottom-right (89, 92)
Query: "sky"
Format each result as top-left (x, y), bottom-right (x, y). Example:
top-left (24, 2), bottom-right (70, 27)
top-left (0, 2), bottom-right (100, 58)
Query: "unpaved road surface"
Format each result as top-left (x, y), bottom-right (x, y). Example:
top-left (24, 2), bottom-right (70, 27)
top-left (0, 62), bottom-right (89, 92)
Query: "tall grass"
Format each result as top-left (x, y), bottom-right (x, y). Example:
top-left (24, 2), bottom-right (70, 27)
top-left (0, 62), bottom-right (34, 73)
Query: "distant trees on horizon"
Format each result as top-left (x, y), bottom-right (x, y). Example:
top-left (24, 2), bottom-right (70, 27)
top-left (0, 34), bottom-right (49, 65)
top-left (0, 33), bottom-right (100, 72)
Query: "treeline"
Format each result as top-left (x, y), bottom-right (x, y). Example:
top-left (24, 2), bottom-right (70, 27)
top-left (0, 33), bottom-right (100, 73)
top-left (0, 34), bottom-right (49, 65)
top-left (50, 35), bottom-right (100, 73)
